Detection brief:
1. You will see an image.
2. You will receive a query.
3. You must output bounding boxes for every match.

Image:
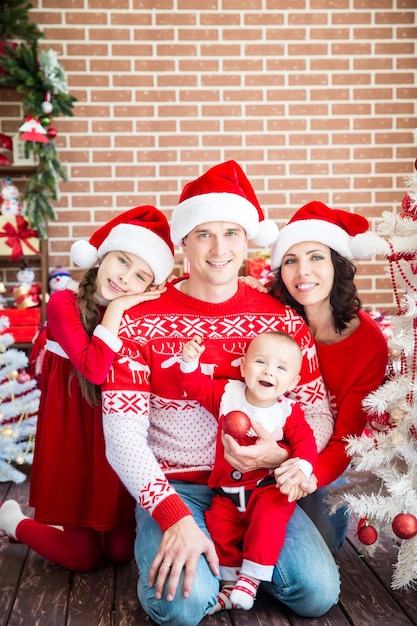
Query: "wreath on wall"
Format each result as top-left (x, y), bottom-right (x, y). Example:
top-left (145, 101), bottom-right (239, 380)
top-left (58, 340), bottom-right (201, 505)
top-left (0, 0), bottom-right (76, 238)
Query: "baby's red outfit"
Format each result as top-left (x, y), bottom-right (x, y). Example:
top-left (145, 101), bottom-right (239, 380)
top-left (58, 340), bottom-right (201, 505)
top-left (178, 367), bottom-right (317, 582)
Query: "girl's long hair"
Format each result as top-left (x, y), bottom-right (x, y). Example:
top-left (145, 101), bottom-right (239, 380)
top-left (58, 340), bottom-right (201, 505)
top-left (74, 266), bottom-right (102, 406)
top-left (269, 249), bottom-right (362, 333)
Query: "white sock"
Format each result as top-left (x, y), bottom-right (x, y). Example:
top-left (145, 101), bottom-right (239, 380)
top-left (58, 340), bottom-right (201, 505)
top-left (230, 575), bottom-right (260, 610)
top-left (208, 583), bottom-right (238, 614)
top-left (0, 500), bottom-right (27, 540)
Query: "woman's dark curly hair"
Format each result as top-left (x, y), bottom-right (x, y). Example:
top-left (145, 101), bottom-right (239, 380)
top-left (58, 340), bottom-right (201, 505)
top-left (71, 266), bottom-right (102, 406)
top-left (269, 249), bottom-right (362, 334)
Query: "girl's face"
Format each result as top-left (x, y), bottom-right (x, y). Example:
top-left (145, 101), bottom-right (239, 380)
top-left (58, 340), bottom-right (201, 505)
top-left (280, 241), bottom-right (335, 308)
top-left (96, 250), bottom-right (154, 301)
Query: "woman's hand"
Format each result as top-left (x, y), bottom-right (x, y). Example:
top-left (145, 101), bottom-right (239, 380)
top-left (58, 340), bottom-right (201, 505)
top-left (222, 420), bottom-right (289, 473)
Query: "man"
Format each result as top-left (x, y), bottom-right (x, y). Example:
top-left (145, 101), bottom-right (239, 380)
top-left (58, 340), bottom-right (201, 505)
top-left (102, 160), bottom-right (339, 626)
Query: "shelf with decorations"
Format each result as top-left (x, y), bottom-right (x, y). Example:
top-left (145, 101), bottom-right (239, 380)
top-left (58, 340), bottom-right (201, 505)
top-left (0, 175), bottom-right (48, 351)
top-left (0, 3), bottom-right (76, 352)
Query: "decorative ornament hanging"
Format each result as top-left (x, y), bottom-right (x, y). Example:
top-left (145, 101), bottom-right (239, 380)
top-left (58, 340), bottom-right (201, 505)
top-left (41, 91), bottom-right (53, 114)
top-left (392, 512), bottom-right (417, 540)
top-left (19, 116), bottom-right (49, 144)
top-left (356, 517), bottom-right (378, 545)
top-left (17, 372), bottom-right (31, 384)
top-left (47, 126), bottom-right (57, 139)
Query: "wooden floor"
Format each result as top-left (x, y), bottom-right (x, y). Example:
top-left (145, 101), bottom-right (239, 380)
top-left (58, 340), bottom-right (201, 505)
top-left (1, 468), bottom-right (417, 626)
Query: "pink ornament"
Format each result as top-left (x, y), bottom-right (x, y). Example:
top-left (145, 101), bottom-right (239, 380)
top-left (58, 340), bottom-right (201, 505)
top-left (17, 372), bottom-right (31, 384)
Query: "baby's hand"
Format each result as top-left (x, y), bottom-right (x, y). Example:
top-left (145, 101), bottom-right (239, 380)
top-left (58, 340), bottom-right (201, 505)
top-left (182, 335), bottom-right (205, 363)
top-left (277, 467), bottom-right (309, 502)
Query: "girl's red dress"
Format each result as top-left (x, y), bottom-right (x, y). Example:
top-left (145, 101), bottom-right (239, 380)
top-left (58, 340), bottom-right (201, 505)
top-left (29, 289), bottom-right (135, 530)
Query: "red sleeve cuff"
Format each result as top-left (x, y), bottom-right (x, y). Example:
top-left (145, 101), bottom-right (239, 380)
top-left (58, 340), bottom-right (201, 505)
top-left (152, 493), bottom-right (193, 532)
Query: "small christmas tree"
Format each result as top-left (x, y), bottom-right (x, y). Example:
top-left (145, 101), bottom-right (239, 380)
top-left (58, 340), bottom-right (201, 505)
top-left (331, 136), bottom-right (417, 590)
top-left (0, 315), bottom-right (39, 484)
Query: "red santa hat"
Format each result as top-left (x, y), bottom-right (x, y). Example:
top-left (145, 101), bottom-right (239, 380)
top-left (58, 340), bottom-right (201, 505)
top-left (170, 160), bottom-right (278, 247)
top-left (71, 205), bottom-right (174, 284)
top-left (271, 200), bottom-right (379, 269)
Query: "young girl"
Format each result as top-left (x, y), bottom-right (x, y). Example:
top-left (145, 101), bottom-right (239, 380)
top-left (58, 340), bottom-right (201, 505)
top-left (0, 205), bottom-right (175, 571)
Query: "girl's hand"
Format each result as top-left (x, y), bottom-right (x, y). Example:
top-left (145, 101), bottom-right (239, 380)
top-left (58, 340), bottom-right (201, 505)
top-left (182, 335), bottom-right (205, 363)
top-left (111, 285), bottom-right (167, 313)
top-left (101, 286), bottom-right (167, 338)
top-left (239, 275), bottom-right (268, 293)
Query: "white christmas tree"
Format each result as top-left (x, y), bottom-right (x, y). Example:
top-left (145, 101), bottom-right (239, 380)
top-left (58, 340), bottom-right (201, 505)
top-left (0, 316), bottom-right (40, 484)
top-left (331, 142), bottom-right (417, 590)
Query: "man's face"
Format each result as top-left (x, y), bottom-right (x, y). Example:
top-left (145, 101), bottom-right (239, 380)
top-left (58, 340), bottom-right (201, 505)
top-left (182, 221), bottom-right (248, 288)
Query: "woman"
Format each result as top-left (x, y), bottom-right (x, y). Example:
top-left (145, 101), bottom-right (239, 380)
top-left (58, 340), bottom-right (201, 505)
top-left (269, 200), bottom-right (388, 552)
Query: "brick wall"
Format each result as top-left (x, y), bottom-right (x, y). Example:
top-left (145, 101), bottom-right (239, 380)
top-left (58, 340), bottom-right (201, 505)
top-left (2, 0), bottom-right (417, 311)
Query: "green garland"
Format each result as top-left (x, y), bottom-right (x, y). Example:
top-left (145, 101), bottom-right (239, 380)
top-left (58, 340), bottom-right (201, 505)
top-left (0, 4), bottom-right (76, 238)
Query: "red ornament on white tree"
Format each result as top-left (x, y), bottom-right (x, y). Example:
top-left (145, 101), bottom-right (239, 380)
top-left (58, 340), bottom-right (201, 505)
top-left (356, 517), bottom-right (378, 545)
top-left (392, 513), bottom-right (417, 540)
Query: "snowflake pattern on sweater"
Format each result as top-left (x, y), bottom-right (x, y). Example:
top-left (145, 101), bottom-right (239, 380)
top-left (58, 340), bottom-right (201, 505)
top-left (102, 280), bottom-right (333, 532)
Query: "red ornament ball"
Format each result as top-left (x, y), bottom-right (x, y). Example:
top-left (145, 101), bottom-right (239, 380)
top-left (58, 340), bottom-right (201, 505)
top-left (357, 523), bottom-right (378, 545)
top-left (222, 410), bottom-right (256, 445)
top-left (47, 127), bottom-right (57, 139)
top-left (392, 513), bottom-right (417, 540)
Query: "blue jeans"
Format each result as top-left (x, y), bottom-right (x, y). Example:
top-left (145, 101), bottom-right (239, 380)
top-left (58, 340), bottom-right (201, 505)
top-left (135, 481), bottom-right (340, 626)
top-left (298, 478), bottom-right (350, 553)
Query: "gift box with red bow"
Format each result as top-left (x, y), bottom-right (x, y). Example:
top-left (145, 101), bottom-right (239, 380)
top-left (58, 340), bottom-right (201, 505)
top-left (0, 215), bottom-right (40, 260)
top-left (11, 283), bottom-right (42, 309)
top-left (246, 251), bottom-right (272, 285)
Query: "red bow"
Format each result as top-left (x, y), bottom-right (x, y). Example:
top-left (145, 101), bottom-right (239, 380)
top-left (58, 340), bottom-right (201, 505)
top-left (0, 216), bottom-right (39, 260)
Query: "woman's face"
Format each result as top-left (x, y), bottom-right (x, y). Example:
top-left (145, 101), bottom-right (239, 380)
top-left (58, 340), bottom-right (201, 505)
top-left (280, 241), bottom-right (335, 307)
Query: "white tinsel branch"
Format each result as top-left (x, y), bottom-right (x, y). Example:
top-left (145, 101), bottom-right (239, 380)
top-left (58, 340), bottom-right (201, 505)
top-left (392, 541), bottom-right (417, 590)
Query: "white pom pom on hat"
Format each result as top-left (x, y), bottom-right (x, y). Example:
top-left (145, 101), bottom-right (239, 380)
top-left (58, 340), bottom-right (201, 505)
top-left (70, 205), bottom-right (175, 285)
top-left (271, 200), bottom-right (377, 269)
top-left (171, 160), bottom-right (278, 247)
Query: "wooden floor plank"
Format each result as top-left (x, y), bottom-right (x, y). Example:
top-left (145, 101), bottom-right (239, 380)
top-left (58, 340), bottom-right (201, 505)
top-left (67, 563), bottom-right (115, 626)
top-left (348, 528), bottom-right (417, 624)
top-left (2, 469), bottom-right (417, 626)
top-left (0, 541), bottom-right (29, 626)
top-left (6, 549), bottom-right (71, 626)
top-left (335, 539), bottom-right (413, 625)
top-left (114, 559), bottom-right (151, 625)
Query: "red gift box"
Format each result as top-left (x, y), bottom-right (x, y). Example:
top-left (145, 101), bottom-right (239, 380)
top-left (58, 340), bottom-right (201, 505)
top-left (1, 308), bottom-right (42, 343)
top-left (246, 252), bottom-right (272, 285)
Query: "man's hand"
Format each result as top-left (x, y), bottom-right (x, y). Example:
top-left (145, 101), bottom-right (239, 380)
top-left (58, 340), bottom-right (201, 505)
top-left (148, 516), bottom-right (219, 602)
top-left (222, 420), bottom-right (289, 473)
